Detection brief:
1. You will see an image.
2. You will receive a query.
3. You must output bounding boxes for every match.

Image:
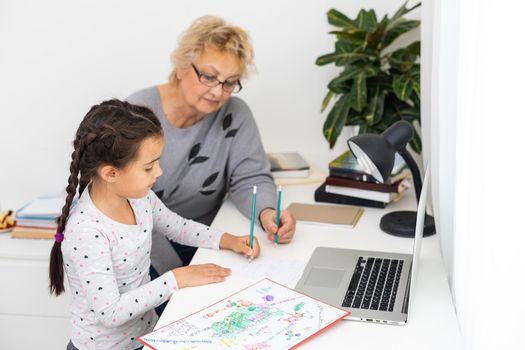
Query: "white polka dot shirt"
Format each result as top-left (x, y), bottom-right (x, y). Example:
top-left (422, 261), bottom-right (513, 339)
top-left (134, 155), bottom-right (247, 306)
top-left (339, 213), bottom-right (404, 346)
top-left (62, 189), bottom-right (222, 349)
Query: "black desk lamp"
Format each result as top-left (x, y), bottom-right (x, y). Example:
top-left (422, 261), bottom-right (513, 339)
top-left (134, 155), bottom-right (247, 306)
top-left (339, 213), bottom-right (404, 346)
top-left (347, 121), bottom-right (435, 237)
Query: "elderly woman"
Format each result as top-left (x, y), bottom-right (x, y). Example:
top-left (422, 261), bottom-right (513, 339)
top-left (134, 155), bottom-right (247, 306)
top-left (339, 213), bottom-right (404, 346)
top-left (127, 15), bottom-right (296, 276)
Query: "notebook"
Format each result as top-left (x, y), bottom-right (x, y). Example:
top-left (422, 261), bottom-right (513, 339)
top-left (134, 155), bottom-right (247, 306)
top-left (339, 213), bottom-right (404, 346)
top-left (287, 202), bottom-right (364, 229)
top-left (295, 164), bottom-right (430, 325)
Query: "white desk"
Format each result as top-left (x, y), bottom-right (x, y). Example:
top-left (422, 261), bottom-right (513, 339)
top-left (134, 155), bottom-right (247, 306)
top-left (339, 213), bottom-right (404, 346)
top-left (156, 183), bottom-right (461, 349)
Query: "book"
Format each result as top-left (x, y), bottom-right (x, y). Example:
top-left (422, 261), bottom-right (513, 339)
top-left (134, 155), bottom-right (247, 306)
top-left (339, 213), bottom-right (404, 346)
top-left (324, 184), bottom-right (402, 202)
top-left (325, 175), bottom-right (410, 193)
top-left (11, 226), bottom-right (56, 239)
top-left (329, 150), bottom-right (407, 183)
top-left (324, 176), bottom-right (408, 202)
top-left (287, 202), bottom-right (364, 229)
top-left (12, 196), bottom-right (63, 239)
top-left (267, 152), bottom-right (310, 178)
top-left (15, 196), bottom-right (64, 220)
top-left (314, 183), bottom-right (387, 208)
top-left (138, 279), bottom-right (349, 349)
top-left (273, 163), bottom-right (327, 186)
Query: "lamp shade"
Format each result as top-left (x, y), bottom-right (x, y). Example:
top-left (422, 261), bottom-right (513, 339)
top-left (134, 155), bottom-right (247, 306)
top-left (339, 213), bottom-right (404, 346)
top-left (346, 121), bottom-right (435, 238)
top-left (347, 121), bottom-right (414, 183)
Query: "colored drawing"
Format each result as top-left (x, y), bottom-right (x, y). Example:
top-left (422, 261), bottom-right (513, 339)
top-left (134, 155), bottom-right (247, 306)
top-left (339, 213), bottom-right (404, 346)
top-left (139, 279), bottom-right (348, 349)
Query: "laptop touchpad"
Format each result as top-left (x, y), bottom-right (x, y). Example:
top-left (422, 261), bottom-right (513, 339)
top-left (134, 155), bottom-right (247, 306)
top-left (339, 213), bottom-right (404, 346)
top-left (305, 267), bottom-right (345, 288)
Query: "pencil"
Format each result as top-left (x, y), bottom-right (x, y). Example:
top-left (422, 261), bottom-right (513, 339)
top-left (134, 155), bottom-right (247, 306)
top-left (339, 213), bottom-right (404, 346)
top-left (249, 186), bottom-right (257, 254)
top-left (274, 186), bottom-right (282, 246)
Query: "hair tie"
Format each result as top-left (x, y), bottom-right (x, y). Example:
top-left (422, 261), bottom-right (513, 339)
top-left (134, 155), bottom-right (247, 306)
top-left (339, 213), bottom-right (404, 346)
top-left (54, 232), bottom-right (64, 243)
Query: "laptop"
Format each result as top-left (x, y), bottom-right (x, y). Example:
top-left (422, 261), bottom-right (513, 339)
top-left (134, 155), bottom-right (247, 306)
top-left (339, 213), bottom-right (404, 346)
top-left (295, 165), bottom-right (429, 325)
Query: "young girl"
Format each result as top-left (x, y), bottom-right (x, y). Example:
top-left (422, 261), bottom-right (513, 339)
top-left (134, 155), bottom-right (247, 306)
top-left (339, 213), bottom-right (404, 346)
top-left (49, 99), bottom-right (260, 350)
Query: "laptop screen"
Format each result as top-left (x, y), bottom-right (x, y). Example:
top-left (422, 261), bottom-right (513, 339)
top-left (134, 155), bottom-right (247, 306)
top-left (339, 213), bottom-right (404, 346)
top-left (406, 164), bottom-right (430, 321)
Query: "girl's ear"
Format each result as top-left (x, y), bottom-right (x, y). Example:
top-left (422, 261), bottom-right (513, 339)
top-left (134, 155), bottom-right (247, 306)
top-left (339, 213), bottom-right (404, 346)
top-left (98, 165), bottom-right (119, 183)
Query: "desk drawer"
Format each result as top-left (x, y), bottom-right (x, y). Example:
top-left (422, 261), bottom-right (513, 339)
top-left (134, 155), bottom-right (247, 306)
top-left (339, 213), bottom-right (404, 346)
top-left (0, 314), bottom-right (70, 349)
top-left (0, 258), bottom-right (70, 317)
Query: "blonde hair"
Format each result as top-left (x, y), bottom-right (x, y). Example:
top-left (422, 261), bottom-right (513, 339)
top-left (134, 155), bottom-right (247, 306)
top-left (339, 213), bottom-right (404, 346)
top-left (169, 15), bottom-right (255, 83)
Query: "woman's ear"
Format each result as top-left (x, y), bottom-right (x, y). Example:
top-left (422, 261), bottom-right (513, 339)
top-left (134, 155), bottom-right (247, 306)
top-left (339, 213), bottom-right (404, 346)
top-left (175, 66), bottom-right (184, 81)
top-left (98, 165), bottom-right (119, 183)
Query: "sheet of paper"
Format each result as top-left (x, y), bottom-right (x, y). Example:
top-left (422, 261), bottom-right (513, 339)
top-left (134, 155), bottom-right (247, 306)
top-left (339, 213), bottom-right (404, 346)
top-left (226, 255), bottom-right (306, 286)
top-left (139, 279), bottom-right (349, 350)
top-left (191, 243), bottom-right (308, 287)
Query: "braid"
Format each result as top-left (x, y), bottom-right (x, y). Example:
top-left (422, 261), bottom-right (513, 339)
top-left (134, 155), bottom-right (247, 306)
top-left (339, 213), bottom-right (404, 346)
top-left (49, 136), bottom-right (83, 296)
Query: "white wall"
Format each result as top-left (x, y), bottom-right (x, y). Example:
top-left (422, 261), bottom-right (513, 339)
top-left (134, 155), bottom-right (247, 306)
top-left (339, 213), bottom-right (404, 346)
top-left (0, 0), bottom-right (420, 209)
top-left (427, 0), bottom-right (524, 348)
top-left (423, 0), bottom-right (459, 296)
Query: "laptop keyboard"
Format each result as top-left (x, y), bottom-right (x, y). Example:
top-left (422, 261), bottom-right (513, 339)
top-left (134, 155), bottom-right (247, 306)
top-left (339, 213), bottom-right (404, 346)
top-left (342, 256), bottom-right (403, 312)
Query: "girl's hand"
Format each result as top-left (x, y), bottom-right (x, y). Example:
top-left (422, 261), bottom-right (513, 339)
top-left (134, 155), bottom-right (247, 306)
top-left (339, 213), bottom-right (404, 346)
top-left (172, 263), bottom-right (231, 289)
top-left (219, 233), bottom-right (260, 259)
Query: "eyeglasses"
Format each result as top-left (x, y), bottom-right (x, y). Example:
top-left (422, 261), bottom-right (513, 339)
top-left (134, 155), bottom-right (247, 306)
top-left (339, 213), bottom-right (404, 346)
top-left (191, 64), bottom-right (242, 93)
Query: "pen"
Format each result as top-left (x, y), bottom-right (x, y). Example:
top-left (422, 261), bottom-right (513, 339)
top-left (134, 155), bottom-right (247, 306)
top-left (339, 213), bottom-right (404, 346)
top-left (274, 185), bottom-right (282, 246)
top-left (249, 186), bottom-right (257, 259)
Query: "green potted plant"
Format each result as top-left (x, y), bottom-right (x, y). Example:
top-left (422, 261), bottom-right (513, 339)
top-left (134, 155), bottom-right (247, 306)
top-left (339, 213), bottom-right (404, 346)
top-left (317, 1), bottom-right (422, 153)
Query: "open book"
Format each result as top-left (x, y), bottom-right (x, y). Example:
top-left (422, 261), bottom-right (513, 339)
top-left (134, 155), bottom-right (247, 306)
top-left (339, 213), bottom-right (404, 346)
top-left (138, 279), bottom-right (348, 349)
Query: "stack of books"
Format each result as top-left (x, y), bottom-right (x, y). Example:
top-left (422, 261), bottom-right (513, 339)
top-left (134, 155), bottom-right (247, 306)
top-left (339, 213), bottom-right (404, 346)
top-left (315, 151), bottom-right (411, 208)
top-left (11, 196), bottom-right (64, 239)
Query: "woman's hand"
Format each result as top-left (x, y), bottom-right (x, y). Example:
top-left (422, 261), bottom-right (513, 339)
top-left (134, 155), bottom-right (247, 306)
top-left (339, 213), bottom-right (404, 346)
top-left (172, 264), bottom-right (231, 289)
top-left (219, 232), bottom-right (260, 259)
top-left (259, 208), bottom-right (296, 244)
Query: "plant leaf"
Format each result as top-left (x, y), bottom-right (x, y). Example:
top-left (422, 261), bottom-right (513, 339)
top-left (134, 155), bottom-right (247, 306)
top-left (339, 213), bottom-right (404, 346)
top-left (356, 9), bottom-right (378, 32)
top-left (384, 19), bottom-right (420, 48)
top-left (391, 1), bottom-right (421, 23)
top-left (392, 75), bottom-right (413, 101)
top-left (329, 31), bottom-right (367, 45)
top-left (345, 108), bottom-right (362, 126)
top-left (410, 130), bottom-right (422, 154)
top-left (350, 73), bottom-right (367, 112)
top-left (388, 41), bottom-right (420, 72)
top-left (327, 9), bottom-right (358, 31)
top-left (323, 94), bottom-right (352, 148)
top-left (315, 41), bottom-right (370, 66)
top-left (330, 65), bottom-right (362, 85)
top-left (365, 15), bottom-right (388, 50)
top-left (329, 30), bottom-right (364, 42)
top-left (366, 87), bottom-right (385, 125)
top-left (321, 91), bottom-right (335, 112)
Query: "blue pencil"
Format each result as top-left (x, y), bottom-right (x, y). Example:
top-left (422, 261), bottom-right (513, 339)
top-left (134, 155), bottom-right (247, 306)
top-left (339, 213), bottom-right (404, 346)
top-left (274, 186), bottom-right (282, 246)
top-left (249, 186), bottom-right (257, 253)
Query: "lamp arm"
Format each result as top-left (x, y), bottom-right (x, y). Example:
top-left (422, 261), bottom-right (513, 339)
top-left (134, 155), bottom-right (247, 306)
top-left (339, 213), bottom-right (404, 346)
top-left (398, 148), bottom-right (422, 204)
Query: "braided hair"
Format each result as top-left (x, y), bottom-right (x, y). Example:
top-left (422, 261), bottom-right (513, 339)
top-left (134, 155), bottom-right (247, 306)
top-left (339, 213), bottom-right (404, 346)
top-left (49, 99), bottom-right (162, 296)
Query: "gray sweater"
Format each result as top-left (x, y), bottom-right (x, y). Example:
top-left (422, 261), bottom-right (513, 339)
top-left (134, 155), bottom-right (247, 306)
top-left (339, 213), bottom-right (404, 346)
top-left (127, 87), bottom-right (276, 273)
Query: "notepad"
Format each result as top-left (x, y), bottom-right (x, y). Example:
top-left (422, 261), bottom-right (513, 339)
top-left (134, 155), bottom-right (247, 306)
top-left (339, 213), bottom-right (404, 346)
top-left (287, 202), bottom-right (364, 229)
top-left (138, 279), bottom-right (349, 349)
